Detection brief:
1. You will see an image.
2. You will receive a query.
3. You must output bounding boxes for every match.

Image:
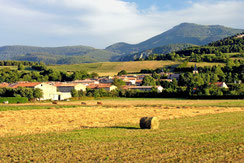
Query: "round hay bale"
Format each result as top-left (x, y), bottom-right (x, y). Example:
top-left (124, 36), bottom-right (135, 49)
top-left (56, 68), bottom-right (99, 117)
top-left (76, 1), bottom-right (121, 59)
top-left (140, 117), bottom-right (159, 129)
top-left (81, 102), bottom-right (87, 105)
top-left (52, 101), bottom-right (58, 104)
top-left (97, 102), bottom-right (103, 105)
top-left (49, 107), bottom-right (56, 109)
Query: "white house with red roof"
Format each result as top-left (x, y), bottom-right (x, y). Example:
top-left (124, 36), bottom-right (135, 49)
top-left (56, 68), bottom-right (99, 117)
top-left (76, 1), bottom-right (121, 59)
top-left (87, 84), bottom-right (117, 91)
top-left (54, 83), bottom-right (86, 93)
top-left (214, 82), bottom-right (229, 89)
top-left (8, 82), bottom-right (62, 100)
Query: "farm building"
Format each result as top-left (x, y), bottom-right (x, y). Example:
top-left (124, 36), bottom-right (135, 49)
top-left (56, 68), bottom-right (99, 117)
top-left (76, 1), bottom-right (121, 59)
top-left (87, 84), bottom-right (117, 91)
top-left (74, 79), bottom-right (99, 85)
top-left (8, 82), bottom-right (65, 100)
top-left (55, 83), bottom-right (86, 92)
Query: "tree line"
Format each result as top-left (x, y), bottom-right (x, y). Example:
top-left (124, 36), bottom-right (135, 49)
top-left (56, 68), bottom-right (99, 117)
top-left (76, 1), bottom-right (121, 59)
top-left (0, 87), bottom-right (43, 100)
top-left (0, 63), bottom-right (98, 83)
top-left (141, 33), bottom-right (244, 63)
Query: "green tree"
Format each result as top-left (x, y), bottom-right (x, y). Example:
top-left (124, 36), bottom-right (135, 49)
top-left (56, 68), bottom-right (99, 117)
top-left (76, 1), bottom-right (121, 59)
top-left (112, 78), bottom-right (126, 88)
top-left (18, 64), bottom-right (25, 70)
top-left (33, 88), bottom-right (43, 99)
top-left (142, 75), bottom-right (156, 86)
top-left (71, 89), bottom-right (78, 97)
top-left (91, 72), bottom-right (99, 79)
top-left (117, 70), bottom-right (127, 76)
top-left (152, 72), bottom-right (160, 79)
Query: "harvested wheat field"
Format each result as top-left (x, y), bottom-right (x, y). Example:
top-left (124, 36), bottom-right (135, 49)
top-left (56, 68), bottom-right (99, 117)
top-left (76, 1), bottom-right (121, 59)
top-left (0, 99), bottom-right (244, 162)
top-left (3, 98), bottom-right (243, 107)
top-left (0, 100), bottom-right (243, 137)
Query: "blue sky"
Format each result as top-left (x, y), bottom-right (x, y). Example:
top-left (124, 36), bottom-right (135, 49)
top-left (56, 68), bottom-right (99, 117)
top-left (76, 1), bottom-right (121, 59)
top-left (124, 0), bottom-right (194, 10)
top-left (0, 0), bottom-right (243, 48)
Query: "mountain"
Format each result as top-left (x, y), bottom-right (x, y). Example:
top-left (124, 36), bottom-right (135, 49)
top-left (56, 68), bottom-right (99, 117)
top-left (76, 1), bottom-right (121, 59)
top-left (106, 23), bottom-right (244, 55)
top-left (0, 23), bottom-right (243, 64)
top-left (0, 45), bottom-right (120, 64)
top-left (141, 32), bottom-right (244, 63)
top-left (119, 43), bottom-right (195, 61)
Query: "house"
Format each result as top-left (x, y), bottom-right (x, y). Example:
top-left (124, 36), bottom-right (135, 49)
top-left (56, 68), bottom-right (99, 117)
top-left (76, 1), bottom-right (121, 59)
top-left (74, 79), bottom-right (99, 85)
top-left (214, 82), bottom-right (228, 89)
top-left (137, 75), bottom-right (146, 80)
top-left (0, 82), bottom-right (10, 88)
top-left (159, 79), bottom-right (173, 82)
top-left (87, 84), bottom-right (117, 91)
top-left (125, 80), bottom-right (136, 85)
top-left (123, 78), bottom-right (137, 85)
top-left (99, 78), bottom-right (114, 84)
top-left (55, 83), bottom-right (86, 92)
top-left (168, 73), bottom-right (180, 80)
top-left (135, 79), bottom-right (143, 86)
top-left (9, 82), bottom-right (64, 100)
top-left (123, 86), bottom-right (163, 93)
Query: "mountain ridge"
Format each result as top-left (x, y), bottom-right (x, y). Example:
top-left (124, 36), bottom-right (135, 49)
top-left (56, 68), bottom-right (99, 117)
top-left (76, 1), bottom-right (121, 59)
top-left (106, 23), bottom-right (244, 55)
top-left (0, 22), bottom-right (243, 64)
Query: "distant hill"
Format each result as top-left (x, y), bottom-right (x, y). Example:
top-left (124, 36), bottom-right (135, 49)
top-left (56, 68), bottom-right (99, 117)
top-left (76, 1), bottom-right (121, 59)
top-left (0, 23), bottom-right (243, 64)
top-left (141, 32), bottom-right (244, 63)
top-left (106, 23), bottom-right (244, 55)
top-left (119, 43), bottom-right (195, 61)
top-left (175, 32), bottom-right (244, 56)
top-left (0, 45), bottom-right (120, 64)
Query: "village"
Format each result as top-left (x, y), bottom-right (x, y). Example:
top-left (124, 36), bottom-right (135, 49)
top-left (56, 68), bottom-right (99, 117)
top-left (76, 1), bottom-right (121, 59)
top-left (0, 73), bottom-right (163, 101)
top-left (0, 66), bottom-right (229, 101)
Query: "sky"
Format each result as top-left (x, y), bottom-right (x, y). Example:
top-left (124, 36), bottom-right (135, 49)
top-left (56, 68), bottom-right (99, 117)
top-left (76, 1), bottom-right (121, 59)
top-left (0, 0), bottom-right (244, 48)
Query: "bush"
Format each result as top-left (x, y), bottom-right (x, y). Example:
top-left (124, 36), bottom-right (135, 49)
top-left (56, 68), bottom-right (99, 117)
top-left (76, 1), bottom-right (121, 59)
top-left (0, 97), bottom-right (28, 104)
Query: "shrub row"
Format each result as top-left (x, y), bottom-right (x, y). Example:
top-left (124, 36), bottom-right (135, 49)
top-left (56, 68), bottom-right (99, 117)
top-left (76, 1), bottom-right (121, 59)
top-left (0, 97), bottom-right (28, 104)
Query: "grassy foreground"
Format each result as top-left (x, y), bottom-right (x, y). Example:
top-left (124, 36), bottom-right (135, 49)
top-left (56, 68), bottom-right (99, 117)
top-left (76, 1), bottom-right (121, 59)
top-left (0, 112), bottom-right (243, 162)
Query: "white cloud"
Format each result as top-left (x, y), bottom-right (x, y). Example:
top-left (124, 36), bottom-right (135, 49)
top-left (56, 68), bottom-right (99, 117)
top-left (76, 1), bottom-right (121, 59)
top-left (0, 0), bottom-right (243, 48)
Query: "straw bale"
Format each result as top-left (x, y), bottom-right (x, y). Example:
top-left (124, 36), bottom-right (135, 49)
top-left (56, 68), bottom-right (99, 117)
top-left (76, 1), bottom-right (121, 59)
top-left (97, 102), bottom-right (103, 105)
top-left (140, 117), bottom-right (159, 129)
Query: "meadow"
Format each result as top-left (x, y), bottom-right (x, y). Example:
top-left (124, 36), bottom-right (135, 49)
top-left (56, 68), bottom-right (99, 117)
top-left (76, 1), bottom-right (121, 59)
top-left (0, 98), bottom-right (243, 162)
top-left (48, 61), bottom-right (223, 76)
top-left (0, 111), bottom-right (243, 162)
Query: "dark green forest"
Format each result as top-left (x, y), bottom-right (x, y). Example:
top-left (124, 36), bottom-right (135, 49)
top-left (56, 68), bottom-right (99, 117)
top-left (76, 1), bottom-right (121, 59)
top-left (142, 33), bottom-right (244, 63)
top-left (0, 61), bottom-right (98, 83)
top-left (107, 23), bottom-right (244, 55)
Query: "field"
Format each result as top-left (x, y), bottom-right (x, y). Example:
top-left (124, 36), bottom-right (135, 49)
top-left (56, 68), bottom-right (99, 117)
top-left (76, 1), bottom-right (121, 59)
top-left (0, 98), bottom-right (243, 162)
top-left (48, 61), bottom-right (223, 76)
top-left (0, 61), bottom-right (224, 76)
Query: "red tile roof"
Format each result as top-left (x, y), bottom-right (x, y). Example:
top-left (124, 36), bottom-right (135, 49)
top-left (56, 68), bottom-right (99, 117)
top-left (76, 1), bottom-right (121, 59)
top-left (54, 83), bottom-right (81, 87)
top-left (0, 83), bottom-right (10, 88)
top-left (87, 84), bottom-right (113, 89)
top-left (10, 82), bottom-right (41, 88)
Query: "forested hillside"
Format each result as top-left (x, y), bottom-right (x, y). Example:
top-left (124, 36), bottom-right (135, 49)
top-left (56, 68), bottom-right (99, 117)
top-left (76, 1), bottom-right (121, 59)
top-left (0, 45), bottom-right (120, 64)
top-left (143, 33), bottom-right (244, 62)
top-left (107, 23), bottom-right (244, 55)
top-left (119, 44), bottom-right (194, 61)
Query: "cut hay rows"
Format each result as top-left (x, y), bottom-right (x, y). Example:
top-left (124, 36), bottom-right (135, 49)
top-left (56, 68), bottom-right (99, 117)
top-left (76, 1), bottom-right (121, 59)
top-left (0, 105), bottom-right (243, 137)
